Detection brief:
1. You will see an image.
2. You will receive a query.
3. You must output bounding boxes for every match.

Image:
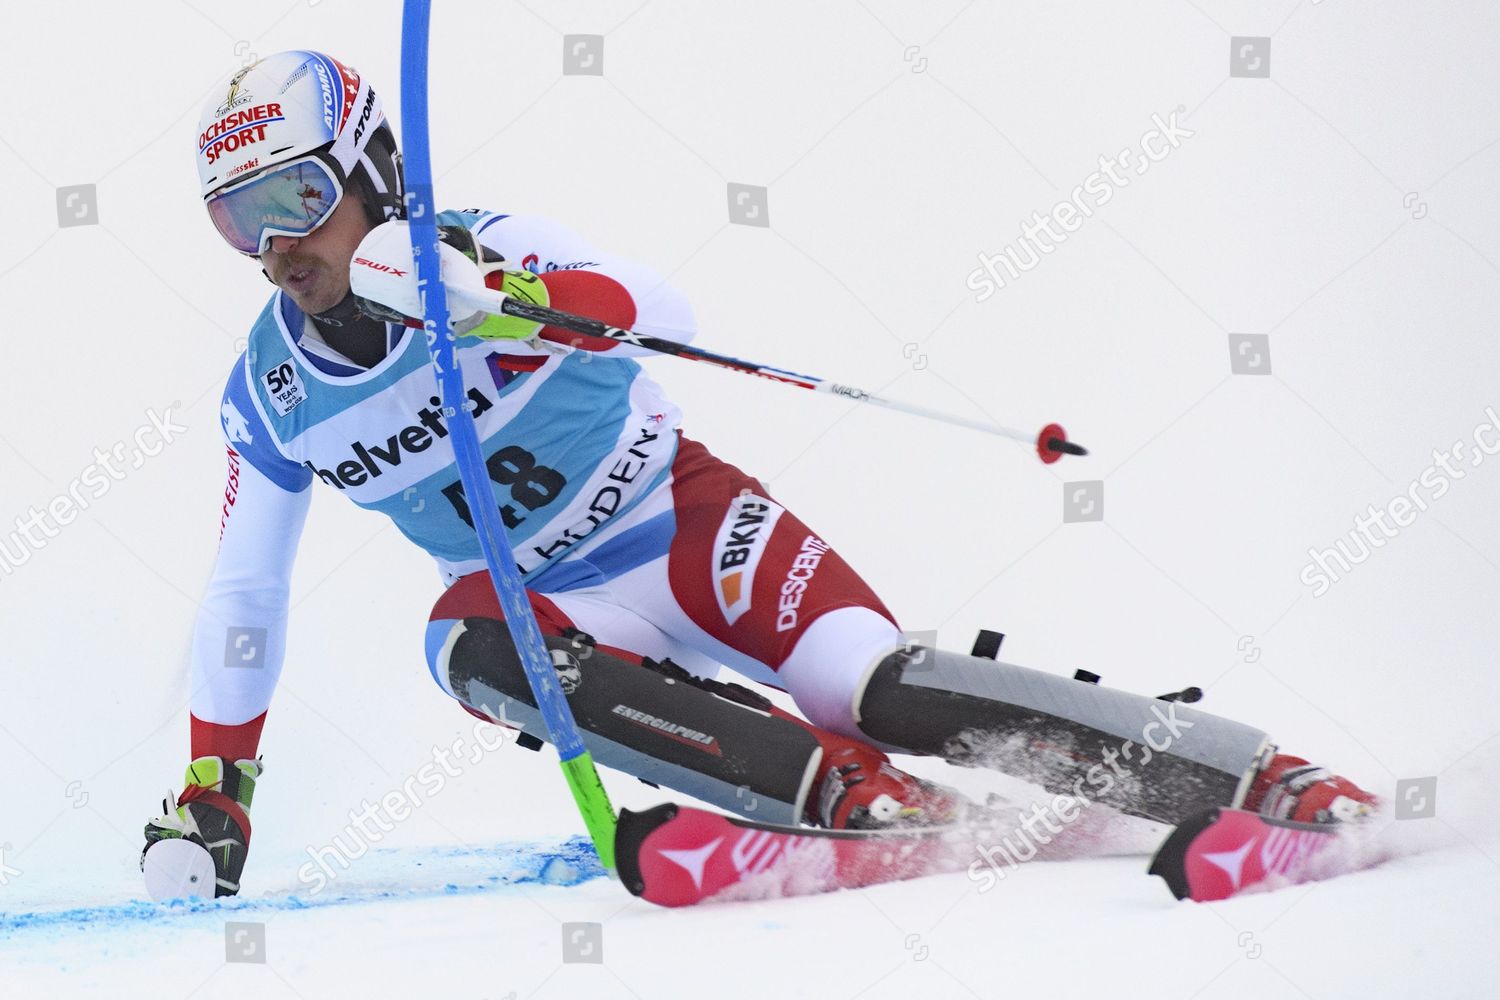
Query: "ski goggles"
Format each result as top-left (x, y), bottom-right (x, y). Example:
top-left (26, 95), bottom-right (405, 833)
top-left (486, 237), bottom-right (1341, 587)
top-left (205, 154), bottom-right (346, 256)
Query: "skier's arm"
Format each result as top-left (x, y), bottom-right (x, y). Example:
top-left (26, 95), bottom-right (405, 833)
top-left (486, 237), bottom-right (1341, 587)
top-left (189, 364), bottom-right (314, 758)
top-left (141, 363), bottom-right (312, 899)
top-left (189, 447), bottom-right (311, 758)
top-left (469, 212), bottom-right (698, 353)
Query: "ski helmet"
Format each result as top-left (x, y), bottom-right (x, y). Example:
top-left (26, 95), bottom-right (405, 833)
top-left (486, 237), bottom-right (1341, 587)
top-left (196, 50), bottom-right (404, 256)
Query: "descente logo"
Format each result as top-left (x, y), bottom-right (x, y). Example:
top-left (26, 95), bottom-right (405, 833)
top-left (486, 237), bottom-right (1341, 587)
top-left (776, 535), bottom-right (831, 632)
top-left (305, 388), bottom-right (492, 489)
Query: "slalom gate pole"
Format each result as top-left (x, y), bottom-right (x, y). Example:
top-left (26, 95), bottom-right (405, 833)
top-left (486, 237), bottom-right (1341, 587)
top-left (400, 0), bottom-right (618, 869)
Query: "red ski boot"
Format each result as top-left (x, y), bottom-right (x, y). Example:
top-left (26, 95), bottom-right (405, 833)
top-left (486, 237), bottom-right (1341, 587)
top-left (1241, 752), bottom-right (1377, 825)
top-left (809, 743), bottom-right (961, 830)
top-left (761, 705), bottom-right (961, 830)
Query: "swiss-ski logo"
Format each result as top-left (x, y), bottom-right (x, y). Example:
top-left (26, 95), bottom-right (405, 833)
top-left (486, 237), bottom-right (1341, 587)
top-left (712, 494), bottom-right (785, 626)
top-left (221, 400), bottom-right (254, 445)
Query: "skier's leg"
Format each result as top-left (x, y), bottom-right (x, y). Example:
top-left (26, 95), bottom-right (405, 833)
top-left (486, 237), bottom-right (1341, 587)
top-left (623, 436), bottom-right (1370, 827)
top-left (850, 642), bottom-right (1273, 824)
top-left (423, 572), bottom-right (947, 828)
top-left (561, 435), bottom-right (960, 827)
top-left (828, 633), bottom-right (1375, 824)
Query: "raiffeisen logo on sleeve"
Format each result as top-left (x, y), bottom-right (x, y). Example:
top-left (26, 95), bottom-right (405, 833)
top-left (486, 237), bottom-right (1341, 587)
top-left (712, 493), bottom-right (785, 626)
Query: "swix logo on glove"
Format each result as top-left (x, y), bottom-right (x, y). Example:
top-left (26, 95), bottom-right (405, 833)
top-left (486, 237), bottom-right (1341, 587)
top-left (712, 494), bottom-right (785, 626)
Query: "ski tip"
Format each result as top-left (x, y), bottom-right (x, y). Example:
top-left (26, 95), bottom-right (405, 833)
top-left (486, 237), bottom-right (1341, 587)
top-left (615, 803), bottom-right (678, 898)
top-left (1037, 424), bottom-right (1087, 463)
top-left (1147, 808), bottom-right (1222, 901)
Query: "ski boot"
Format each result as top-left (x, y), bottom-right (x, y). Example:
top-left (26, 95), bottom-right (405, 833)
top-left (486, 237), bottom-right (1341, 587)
top-left (1241, 752), bottom-right (1376, 825)
top-left (810, 743), bottom-right (961, 830)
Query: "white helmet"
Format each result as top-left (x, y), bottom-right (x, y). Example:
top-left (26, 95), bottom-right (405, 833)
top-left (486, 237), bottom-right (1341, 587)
top-left (196, 50), bottom-right (403, 255)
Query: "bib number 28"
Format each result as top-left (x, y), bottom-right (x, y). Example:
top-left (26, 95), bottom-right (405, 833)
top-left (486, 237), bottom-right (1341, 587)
top-left (441, 445), bottom-right (565, 530)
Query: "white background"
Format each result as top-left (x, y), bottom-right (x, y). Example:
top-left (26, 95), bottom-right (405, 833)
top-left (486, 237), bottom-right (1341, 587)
top-left (1, 1), bottom-right (1498, 997)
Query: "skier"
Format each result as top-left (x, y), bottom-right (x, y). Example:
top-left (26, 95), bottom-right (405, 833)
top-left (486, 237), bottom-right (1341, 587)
top-left (144, 50), bottom-right (1374, 898)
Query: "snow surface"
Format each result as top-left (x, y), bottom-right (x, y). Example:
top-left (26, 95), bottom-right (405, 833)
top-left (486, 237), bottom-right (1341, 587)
top-left (4, 2), bottom-right (1500, 997)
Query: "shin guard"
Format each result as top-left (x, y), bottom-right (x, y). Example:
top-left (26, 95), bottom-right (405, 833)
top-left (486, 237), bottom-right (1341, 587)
top-left (436, 618), bottom-right (822, 825)
top-left (857, 647), bottom-right (1271, 825)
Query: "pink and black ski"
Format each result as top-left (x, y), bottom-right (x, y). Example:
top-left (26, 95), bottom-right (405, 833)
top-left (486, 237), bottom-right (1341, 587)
top-left (616, 803), bottom-right (1385, 908)
top-left (1148, 807), bottom-right (1379, 901)
top-left (615, 804), bottom-right (960, 907)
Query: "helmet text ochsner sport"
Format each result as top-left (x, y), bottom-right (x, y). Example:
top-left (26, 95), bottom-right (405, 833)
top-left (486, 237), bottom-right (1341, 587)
top-left (199, 104), bottom-right (285, 164)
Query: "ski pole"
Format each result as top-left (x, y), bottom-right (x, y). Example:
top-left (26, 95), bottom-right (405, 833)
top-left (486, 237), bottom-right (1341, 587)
top-left (401, 0), bottom-right (619, 869)
top-left (448, 284), bottom-right (1088, 464)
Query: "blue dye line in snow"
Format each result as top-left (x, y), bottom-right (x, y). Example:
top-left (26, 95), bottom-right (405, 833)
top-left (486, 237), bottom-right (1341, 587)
top-left (0, 837), bottom-right (607, 936)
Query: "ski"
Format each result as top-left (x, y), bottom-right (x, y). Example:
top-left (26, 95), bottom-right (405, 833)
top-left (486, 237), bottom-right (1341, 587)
top-left (1148, 807), bottom-right (1381, 901)
top-left (615, 804), bottom-right (965, 907)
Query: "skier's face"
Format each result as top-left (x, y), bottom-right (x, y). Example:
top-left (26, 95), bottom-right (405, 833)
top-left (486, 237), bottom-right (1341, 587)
top-left (260, 189), bottom-right (372, 314)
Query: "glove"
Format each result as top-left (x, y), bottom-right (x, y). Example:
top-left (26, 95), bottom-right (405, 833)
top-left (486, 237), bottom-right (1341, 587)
top-left (349, 220), bottom-right (550, 340)
top-left (438, 225), bottom-right (550, 341)
top-left (141, 756), bottom-right (260, 900)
